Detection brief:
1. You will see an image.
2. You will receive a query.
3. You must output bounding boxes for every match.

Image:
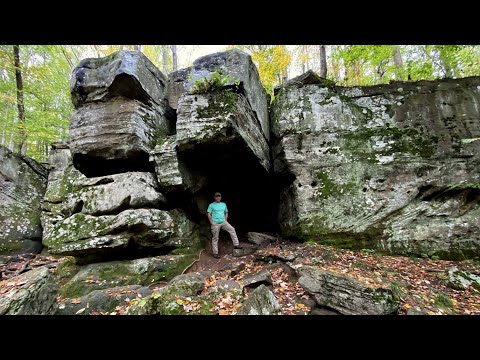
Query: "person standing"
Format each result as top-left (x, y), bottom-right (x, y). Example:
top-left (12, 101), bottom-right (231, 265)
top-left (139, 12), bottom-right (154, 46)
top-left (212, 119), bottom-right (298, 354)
top-left (207, 192), bottom-right (242, 258)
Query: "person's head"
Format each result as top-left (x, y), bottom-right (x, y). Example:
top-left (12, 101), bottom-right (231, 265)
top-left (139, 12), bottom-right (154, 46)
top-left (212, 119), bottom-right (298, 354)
top-left (214, 192), bottom-right (221, 202)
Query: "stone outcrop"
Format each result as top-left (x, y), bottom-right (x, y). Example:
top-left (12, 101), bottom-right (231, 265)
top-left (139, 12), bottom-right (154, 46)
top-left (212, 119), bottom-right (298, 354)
top-left (247, 232), bottom-right (277, 245)
top-left (56, 285), bottom-right (151, 315)
top-left (298, 266), bottom-right (400, 315)
top-left (444, 267), bottom-right (480, 291)
top-left (60, 255), bottom-right (193, 298)
top-left (69, 50), bottom-right (174, 177)
top-left (0, 266), bottom-right (58, 315)
top-left (149, 136), bottom-right (185, 193)
top-left (242, 268), bottom-right (273, 288)
top-left (71, 50), bottom-right (167, 108)
top-left (41, 144), bottom-right (200, 259)
top-left (176, 91), bottom-right (270, 173)
top-left (272, 76), bottom-right (480, 259)
top-left (0, 146), bottom-right (47, 255)
top-left (171, 49), bottom-right (270, 142)
top-left (62, 172), bottom-right (167, 217)
top-left (167, 67), bottom-right (191, 110)
top-left (236, 284), bottom-right (281, 315)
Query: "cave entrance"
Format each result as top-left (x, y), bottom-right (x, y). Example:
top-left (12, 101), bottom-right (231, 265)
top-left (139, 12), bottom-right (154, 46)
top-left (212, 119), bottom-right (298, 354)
top-left (177, 139), bottom-right (278, 238)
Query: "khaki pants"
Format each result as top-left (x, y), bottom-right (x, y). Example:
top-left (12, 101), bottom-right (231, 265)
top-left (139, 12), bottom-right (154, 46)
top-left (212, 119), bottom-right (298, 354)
top-left (211, 221), bottom-right (239, 255)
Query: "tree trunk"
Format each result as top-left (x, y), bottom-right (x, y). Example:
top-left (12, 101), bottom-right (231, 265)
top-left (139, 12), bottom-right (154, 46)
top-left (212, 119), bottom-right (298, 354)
top-left (93, 45), bottom-right (101, 58)
top-left (13, 45), bottom-right (26, 155)
top-left (119, 45), bottom-right (124, 51)
top-left (171, 45), bottom-right (177, 71)
top-left (135, 45), bottom-right (142, 52)
top-left (392, 46), bottom-right (404, 80)
top-left (319, 45), bottom-right (327, 78)
top-left (162, 45), bottom-right (169, 74)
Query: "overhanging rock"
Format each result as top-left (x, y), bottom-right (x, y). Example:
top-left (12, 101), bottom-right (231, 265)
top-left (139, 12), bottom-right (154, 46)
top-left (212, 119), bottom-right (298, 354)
top-left (71, 50), bottom-right (167, 108)
top-left (272, 75), bottom-right (480, 259)
top-left (69, 51), bottom-right (174, 177)
top-left (169, 49), bottom-right (270, 142)
top-left (177, 91), bottom-right (270, 173)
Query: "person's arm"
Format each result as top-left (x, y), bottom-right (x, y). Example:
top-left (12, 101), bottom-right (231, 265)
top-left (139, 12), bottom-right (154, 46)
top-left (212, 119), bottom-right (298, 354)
top-left (207, 212), bottom-right (214, 225)
top-left (225, 211), bottom-right (228, 222)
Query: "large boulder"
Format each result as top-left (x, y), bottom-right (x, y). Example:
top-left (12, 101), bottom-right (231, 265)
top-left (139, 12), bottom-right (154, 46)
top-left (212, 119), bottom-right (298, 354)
top-left (43, 208), bottom-right (200, 257)
top-left (272, 76), bottom-right (480, 259)
top-left (70, 50), bottom-right (167, 108)
top-left (62, 172), bottom-right (167, 217)
top-left (69, 98), bottom-right (172, 177)
top-left (60, 255), bottom-right (194, 298)
top-left (236, 284), bottom-right (281, 315)
top-left (170, 49), bottom-right (270, 142)
top-left (177, 91), bottom-right (270, 173)
top-left (298, 266), bottom-right (399, 315)
top-left (57, 285), bottom-right (151, 315)
top-left (0, 266), bottom-right (58, 314)
top-left (69, 51), bottom-right (174, 177)
top-left (41, 145), bottom-right (201, 260)
top-left (0, 146), bottom-right (47, 255)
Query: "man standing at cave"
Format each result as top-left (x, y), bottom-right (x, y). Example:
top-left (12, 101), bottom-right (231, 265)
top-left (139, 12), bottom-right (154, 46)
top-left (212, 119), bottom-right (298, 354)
top-left (207, 192), bottom-right (242, 258)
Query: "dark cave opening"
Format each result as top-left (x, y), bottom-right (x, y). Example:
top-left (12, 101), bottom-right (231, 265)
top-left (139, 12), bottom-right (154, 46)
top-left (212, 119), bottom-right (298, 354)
top-left (177, 138), bottom-right (279, 238)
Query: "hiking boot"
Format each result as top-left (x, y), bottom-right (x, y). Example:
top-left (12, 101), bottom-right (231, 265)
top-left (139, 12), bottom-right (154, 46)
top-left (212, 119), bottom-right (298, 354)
top-left (234, 245), bottom-right (243, 249)
top-left (213, 253), bottom-right (221, 259)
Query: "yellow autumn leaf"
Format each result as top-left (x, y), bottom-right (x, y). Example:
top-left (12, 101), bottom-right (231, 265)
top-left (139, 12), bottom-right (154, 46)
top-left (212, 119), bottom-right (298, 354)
top-left (176, 299), bottom-right (184, 305)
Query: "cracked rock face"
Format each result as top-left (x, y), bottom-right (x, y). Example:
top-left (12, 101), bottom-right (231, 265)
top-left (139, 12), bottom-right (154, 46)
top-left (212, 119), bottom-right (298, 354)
top-left (69, 51), bottom-right (174, 177)
top-left (70, 50), bottom-right (167, 108)
top-left (167, 49), bottom-right (270, 142)
top-left (0, 146), bottom-right (47, 255)
top-left (41, 145), bottom-right (200, 260)
top-left (272, 76), bottom-right (480, 259)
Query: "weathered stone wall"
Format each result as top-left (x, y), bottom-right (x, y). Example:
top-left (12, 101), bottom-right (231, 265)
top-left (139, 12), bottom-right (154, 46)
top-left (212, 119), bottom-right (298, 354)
top-left (0, 146), bottom-right (47, 255)
top-left (272, 76), bottom-right (480, 259)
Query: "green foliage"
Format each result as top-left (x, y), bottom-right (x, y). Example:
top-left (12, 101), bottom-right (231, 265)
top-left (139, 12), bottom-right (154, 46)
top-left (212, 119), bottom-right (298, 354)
top-left (229, 45), bottom-right (291, 98)
top-left (390, 281), bottom-right (406, 301)
top-left (434, 293), bottom-right (454, 309)
top-left (190, 70), bottom-right (236, 94)
top-left (331, 45), bottom-right (480, 86)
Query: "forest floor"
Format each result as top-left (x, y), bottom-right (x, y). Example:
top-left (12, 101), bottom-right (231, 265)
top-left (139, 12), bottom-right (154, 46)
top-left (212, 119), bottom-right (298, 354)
top-left (169, 237), bottom-right (480, 315)
top-left (1, 238), bottom-right (480, 315)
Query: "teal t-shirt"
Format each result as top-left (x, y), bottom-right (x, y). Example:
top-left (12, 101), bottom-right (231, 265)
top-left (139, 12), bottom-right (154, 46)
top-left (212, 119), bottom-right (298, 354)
top-left (207, 201), bottom-right (228, 223)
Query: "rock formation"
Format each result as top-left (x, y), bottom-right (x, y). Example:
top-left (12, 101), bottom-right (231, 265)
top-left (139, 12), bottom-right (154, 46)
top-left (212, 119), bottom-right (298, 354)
top-left (0, 146), bottom-right (47, 255)
top-left (272, 76), bottom-right (480, 259)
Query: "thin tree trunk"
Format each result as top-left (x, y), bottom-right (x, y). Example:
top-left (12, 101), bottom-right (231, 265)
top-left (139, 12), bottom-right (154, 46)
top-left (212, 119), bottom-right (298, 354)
top-left (392, 46), bottom-right (404, 80)
top-left (162, 45), bottom-right (169, 74)
top-left (319, 45), bottom-right (327, 78)
top-left (119, 45), bottom-right (124, 51)
top-left (13, 45), bottom-right (26, 155)
top-left (135, 45), bottom-right (142, 52)
top-left (60, 46), bottom-right (74, 70)
top-left (93, 45), bottom-right (101, 58)
top-left (171, 45), bottom-right (177, 71)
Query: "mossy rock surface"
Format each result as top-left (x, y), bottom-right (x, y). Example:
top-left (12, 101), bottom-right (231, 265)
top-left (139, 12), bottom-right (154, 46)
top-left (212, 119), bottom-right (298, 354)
top-left (60, 254), bottom-right (197, 298)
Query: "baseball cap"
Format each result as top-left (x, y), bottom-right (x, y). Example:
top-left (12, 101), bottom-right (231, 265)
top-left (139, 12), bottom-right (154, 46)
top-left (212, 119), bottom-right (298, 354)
top-left (214, 192), bottom-right (221, 196)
